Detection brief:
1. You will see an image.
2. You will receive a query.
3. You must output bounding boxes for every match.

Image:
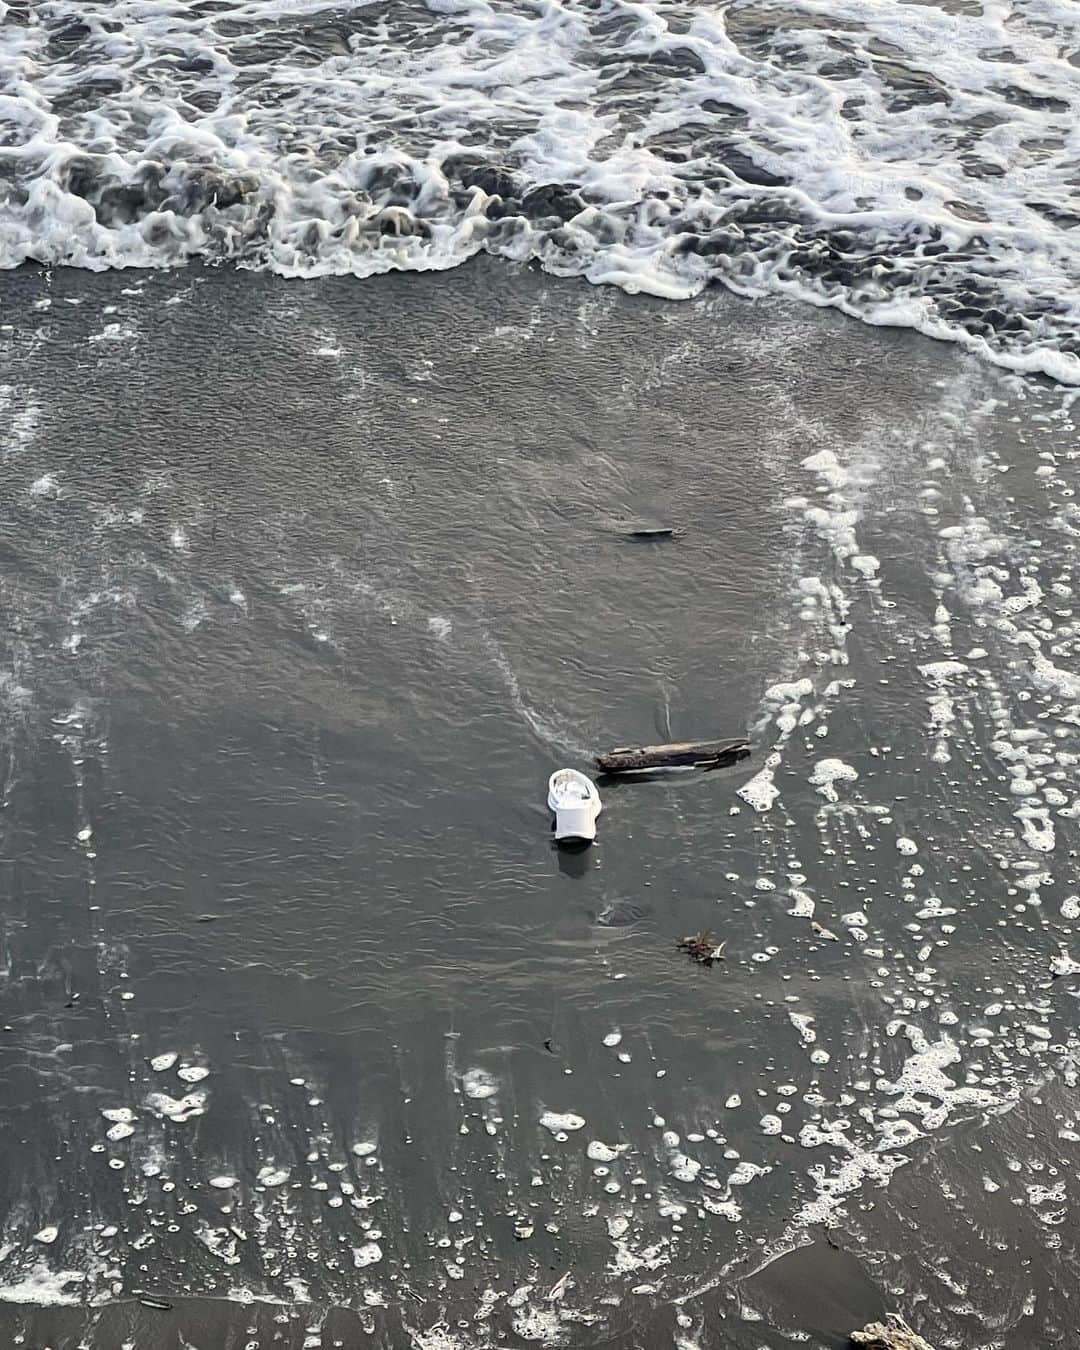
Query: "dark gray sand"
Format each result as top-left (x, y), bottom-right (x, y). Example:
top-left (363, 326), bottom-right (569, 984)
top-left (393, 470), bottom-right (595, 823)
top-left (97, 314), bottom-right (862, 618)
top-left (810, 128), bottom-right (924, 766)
top-left (0, 258), bottom-right (1078, 1347)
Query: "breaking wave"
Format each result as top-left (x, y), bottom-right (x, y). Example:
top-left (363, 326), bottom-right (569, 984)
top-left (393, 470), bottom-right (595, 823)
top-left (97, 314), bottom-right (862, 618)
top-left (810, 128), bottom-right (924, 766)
top-left (3, 0), bottom-right (1080, 379)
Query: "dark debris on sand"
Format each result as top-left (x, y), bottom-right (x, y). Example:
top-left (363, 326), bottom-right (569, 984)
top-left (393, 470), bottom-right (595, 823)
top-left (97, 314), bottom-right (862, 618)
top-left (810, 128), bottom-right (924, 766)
top-left (677, 929), bottom-right (726, 967)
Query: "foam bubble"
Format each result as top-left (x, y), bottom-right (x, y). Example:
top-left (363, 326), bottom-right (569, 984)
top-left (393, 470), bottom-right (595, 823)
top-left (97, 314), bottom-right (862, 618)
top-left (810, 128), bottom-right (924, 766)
top-left (809, 758), bottom-right (858, 802)
top-left (737, 766), bottom-right (780, 813)
top-left (540, 1111), bottom-right (586, 1135)
top-left (352, 1242), bottom-right (384, 1269)
top-left (0, 1266), bottom-right (85, 1306)
top-left (461, 1068), bottom-right (498, 1100)
top-left (144, 1089), bottom-right (207, 1122)
top-left (586, 1140), bottom-right (627, 1163)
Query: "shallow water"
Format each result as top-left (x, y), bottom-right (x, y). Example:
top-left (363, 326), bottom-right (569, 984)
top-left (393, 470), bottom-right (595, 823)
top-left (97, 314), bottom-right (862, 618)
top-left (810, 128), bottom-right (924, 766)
top-left (0, 258), bottom-right (1079, 1346)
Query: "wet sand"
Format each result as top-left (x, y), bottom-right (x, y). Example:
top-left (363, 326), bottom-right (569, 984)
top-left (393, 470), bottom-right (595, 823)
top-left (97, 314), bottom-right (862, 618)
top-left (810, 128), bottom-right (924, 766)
top-left (0, 258), bottom-right (1077, 1348)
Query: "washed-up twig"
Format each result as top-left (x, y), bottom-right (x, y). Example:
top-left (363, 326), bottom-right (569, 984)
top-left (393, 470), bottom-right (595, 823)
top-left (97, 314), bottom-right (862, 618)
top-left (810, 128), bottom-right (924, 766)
top-left (597, 739), bottom-right (749, 775)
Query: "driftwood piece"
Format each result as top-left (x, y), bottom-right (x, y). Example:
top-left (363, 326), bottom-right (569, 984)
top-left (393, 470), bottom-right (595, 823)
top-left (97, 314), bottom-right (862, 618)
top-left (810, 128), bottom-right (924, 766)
top-left (596, 739), bottom-right (750, 775)
top-left (851, 1314), bottom-right (936, 1350)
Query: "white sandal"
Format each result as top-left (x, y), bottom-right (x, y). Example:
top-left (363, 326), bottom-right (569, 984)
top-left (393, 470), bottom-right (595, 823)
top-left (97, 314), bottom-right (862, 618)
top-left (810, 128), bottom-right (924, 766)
top-left (547, 768), bottom-right (602, 844)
